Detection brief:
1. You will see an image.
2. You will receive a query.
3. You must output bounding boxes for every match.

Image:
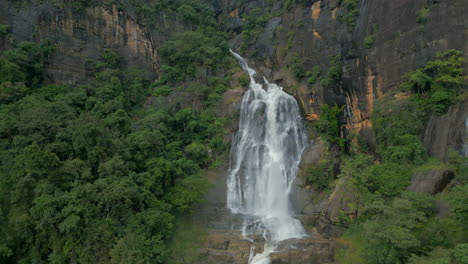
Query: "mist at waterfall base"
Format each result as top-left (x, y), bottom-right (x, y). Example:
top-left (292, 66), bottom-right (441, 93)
top-left (227, 50), bottom-right (308, 264)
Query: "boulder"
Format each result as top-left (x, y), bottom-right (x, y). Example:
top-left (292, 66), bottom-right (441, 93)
top-left (407, 169), bottom-right (455, 195)
top-left (423, 99), bottom-right (468, 161)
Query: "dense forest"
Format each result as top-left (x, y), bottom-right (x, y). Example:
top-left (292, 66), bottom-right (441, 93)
top-left (321, 50), bottom-right (468, 264)
top-left (0, 0), bottom-right (467, 263)
top-left (0, 0), bottom-right (236, 263)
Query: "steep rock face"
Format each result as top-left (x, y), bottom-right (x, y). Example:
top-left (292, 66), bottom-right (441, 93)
top-left (216, 0), bottom-right (467, 141)
top-left (407, 169), bottom-right (455, 195)
top-left (0, 1), bottom-right (189, 84)
top-left (214, 0), bottom-right (467, 246)
top-left (423, 99), bottom-right (468, 161)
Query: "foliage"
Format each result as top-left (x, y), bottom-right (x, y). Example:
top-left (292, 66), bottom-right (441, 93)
top-left (240, 9), bottom-right (277, 52)
top-left (307, 65), bottom-right (321, 84)
top-left (317, 105), bottom-right (345, 149)
top-left (364, 35), bottom-right (376, 49)
top-left (401, 49), bottom-right (464, 114)
top-left (288, 54), bottom-right (307, 80)
top-left (51, 0), bottom-right (94, 12)
top-left (288, 55), bottom-right (323, 82)
top-left (447, 149), bottom-right (468, 184)
top-left (341, 154), bottom-right (373, 196)
top-left (416, 8), bottom-right (430, 24)
top-left (0, 24), bottom-right (9, 37)
top-left (454, 244), bottom-right (468, 264)
top-left (342, 0), bottom-right (360, 27)
top-left (238, 74), bottom-right (250, 87)
top-left (0, 41), bottom-right (54, 95)
top-left (372, 95), bottom-right (426, 154)
top-left (130, 0), bottom-right (216, 27)
top-left (320, 55), bottom-right (342, 87)
top-left (153, 85), bottom-right (172, 97)
top-left (306, 158), bottom-right (334, 190)
top-left (362, 192), bottom-right (435, 263)
top-left (160, 28), bottom-right (229, 82)
top-left (382, 134), bottom-right (428, 165)
top-left (368, 163), bottom-right (411, 197)
top-left (335, 224), bottom-right (368, 264)
top-left (447, 185), bottom-right (468, 223)
top-left (316, 104), bottom-right (346, 149)
top-left (0, 17), bottom-right (230, 262)
top-left (338, 50), bottom-right (466, 264)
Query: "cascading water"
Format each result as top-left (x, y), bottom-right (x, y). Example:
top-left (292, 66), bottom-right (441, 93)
top-left (227, 50), bottom-right (308, 263)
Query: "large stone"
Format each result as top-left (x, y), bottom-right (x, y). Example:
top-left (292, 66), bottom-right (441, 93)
top-left (407, 169), bottom-right (455, 195)
top-left (423, 99), bottom-right (468, 161)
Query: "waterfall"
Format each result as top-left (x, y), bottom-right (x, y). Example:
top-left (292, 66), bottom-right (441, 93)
top-left (227, 50), bottom-right (308, 263)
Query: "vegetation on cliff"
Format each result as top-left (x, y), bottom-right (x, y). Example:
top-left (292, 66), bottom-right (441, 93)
top-left (333, 50), bottom-right (467, 264)
top-left (0, 0), bottom-right (232, 261)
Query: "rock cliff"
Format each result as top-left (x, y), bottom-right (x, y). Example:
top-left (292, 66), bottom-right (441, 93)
top-left (1, 0), bottom-right (466, 263)
top-left (217, 0), bottom-right (467, 142)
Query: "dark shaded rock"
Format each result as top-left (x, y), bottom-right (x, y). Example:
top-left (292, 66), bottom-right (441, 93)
top-left (407, 169), bottom-right (455, 195)
top-left (423, 99), bottom-right (468, 161)
top-left (270, 231), bottom-right (335, 264)
top-left (1, 2), bottom-right (192, 85)
top-left (317, 177), bottom-right (358, 237)
top-left (255, 17), bottom-right (281, 59)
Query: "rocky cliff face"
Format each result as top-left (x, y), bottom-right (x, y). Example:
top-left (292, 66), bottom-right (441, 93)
top-left (217, 0), bottom-right (467, 142)
top-left (1, 0), bottom-right (466, 263)
top-left (3, 0), bottom-right (465, 136)
top-left (0, 1), bottom-right (191, 84)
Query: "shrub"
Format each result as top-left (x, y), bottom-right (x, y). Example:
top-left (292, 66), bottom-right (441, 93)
top-left (342, 0), bottom-right (360, 27)
top-left (153, 85), bottom-right (172, 97)
top-left (383, 134), bottom-right (428, 165)
top-left (368, 163), bottom-right (411, 196)
top-left (363, 192), bottom-right (435, 263)
top-left (372, 95), bottom-right (426, 152)
top-left (185, 141), bottom-right (210, 167)
top-left (320, 55), bottom-right (342, 87)
top-left (453, 244), bottom-right (468, 264)
top-left (238, 75), bottom-right (249, 87)
top-left (317, 104), bottom-right (346, 149)
top-left (416, 8), bottom-right (430, 24)
top-left (306, 158), bottom-right (334, 190)
top-left (288, 54), bottom-right (307, 80)
top-left (364, 35), bottom-right (376, 49)
top-left (0, 24), bottom-right (9, 37)
top-left (307, 66), bottom-right (321, 84)
top-left (401, 49), bottom-right (464, 114)
top-left (160, 29), bottom-right (229, 82)
top-left (240, 9), bottom-right (275, 52)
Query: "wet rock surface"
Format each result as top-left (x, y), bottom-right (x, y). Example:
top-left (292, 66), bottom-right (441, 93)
top-left (216, 0), bottom-right (468, 144)
top-left (191, 165), bottom-right (336, 264)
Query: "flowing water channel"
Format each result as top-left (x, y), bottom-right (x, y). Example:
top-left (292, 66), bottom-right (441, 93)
top-left (227, 50), bottom-right (308, 264)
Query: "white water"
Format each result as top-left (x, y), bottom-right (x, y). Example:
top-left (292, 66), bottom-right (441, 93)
top-left (227, 50), bottom-right (308, 263)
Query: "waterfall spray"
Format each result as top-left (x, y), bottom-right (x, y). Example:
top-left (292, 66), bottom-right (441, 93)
top-left (227, 50), bottom-right (308, 263)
